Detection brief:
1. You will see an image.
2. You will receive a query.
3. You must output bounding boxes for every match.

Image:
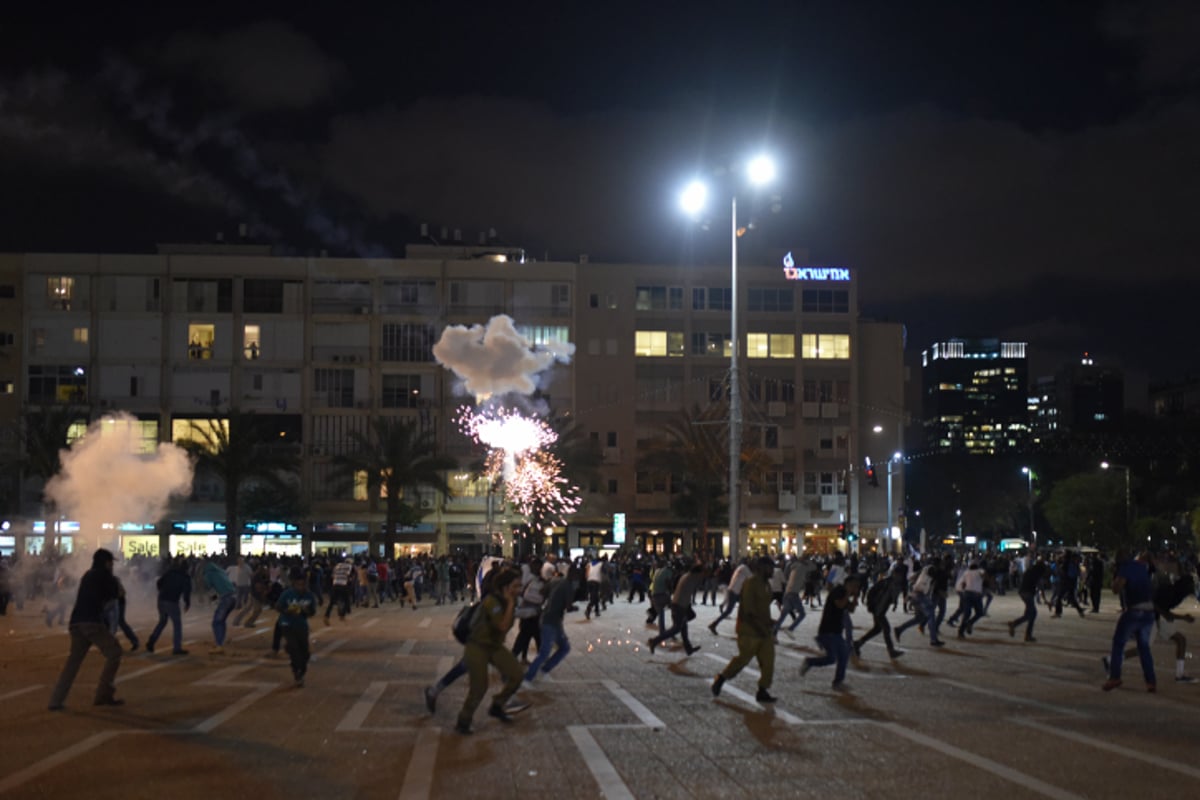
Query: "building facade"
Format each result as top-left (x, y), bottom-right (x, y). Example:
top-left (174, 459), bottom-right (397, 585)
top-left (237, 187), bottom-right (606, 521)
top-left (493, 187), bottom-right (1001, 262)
top-left (921, 338), bottom-right (1029, 455)
top-left (4, 245), bottom-right (905, 560)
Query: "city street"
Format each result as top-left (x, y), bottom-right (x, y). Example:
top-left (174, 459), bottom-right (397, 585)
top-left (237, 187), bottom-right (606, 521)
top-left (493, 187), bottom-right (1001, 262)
top-left (2, 589), bottom-right (1199, 799)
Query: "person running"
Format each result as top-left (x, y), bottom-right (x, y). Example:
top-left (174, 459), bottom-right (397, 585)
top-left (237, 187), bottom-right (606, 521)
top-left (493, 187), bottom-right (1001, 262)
top-left (774, 555), bottom-right (812, 638)
top-left (711, 558), bottom-right (777, 702)
top-left (455, 567), bottom-right (529, 734)
top-left (525, 562), bottom-right (573, 684)
top-left (854, 572), bottom-right (903, 659)
top-left (1008, 555), bottom-right (1050, 642)
top-left (276, 566), bottom-right (318, 687)
top-left (1104, 569), bottom-right (1196, 684)
top-left (584, 554), bottom-right (604, 619)
top-left (48, 549), bottom-right (125, 710)
top-left (1054, 552), bottom-right (1087, 618)
top-left (647, 559), bottom-right (674, 637)
top-left (894, 559), bottom-right (946, 648)
top-left (203, 559), bottom-right (237, 655)
top-left (1102, 550), bottom-right (1157, 693)
top-left (954, 562), bottom-right (987, 640)
top-left (648, 562), bottom-right (705, 657)
top-left (511, 560), bottom-right (545, 663)
top-left (324, 557), bottom-right (354, 624)
top-left (801, 574), bottom-right (861, 690)
top-left (146, 556), bottom-right (192, 655)
top-left (709, 558), bottom-right (751, 635)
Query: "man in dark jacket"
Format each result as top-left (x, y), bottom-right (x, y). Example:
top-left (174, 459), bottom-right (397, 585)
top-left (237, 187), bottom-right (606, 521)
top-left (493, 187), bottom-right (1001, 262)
top-left (48, 549), bottom-right (125, 710)
top-left (146, 556), bottom-right (193, 655)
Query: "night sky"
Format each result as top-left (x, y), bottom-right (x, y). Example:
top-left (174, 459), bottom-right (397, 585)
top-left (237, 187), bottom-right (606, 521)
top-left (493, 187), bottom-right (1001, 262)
top-left (2, 2), bottom-right (1197, 382)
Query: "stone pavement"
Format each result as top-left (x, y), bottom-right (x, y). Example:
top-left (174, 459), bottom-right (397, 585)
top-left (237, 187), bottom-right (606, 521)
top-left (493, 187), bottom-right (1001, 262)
top-left (2, 589), bottom-right (1200, 799)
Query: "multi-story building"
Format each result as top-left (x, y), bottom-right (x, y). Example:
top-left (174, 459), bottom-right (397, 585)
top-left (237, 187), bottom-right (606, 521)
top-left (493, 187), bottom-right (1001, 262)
top-left (921, 337), bottom-right (1029, 455)
top-left (6, 244), bottom-right (905, 559)
top-left (0, 255), bottom-right (22, 555)
top-left (1030, 353), bottom-right (1125, 443)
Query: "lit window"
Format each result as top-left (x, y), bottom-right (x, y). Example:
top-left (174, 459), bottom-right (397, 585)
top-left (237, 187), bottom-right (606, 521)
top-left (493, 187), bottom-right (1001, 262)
top-left (188, 324), bottom-right (215, 360)
top-left (0, 380), bottom-right (12, 394)
top-left (746, 332), bottom-right (795, 358)
top-left (172, 418), bottom-right (229, 454)
top-left (73, 327), bottom-right (88, 343)
top-left (771, 334), bottom-right (794, 359)
top-left (801, 333), bottom-right (850, 360)
top-left (243, 325), bottom-right (261, 359)
top-left (47, 277), bottom-right (74, 310)
top-left (635, 330), bottom-right (684, 357)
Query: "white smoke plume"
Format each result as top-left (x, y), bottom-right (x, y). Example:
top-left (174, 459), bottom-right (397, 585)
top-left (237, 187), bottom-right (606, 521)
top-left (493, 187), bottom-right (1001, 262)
top-left (43, 413), bottom-right (193, 552)
top-left (433, 315), bottom-right (574, 399)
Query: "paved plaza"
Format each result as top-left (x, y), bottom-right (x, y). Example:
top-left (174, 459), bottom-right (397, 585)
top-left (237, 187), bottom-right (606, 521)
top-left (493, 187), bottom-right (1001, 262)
top-left (2, 590), bottom-right (1199, 799)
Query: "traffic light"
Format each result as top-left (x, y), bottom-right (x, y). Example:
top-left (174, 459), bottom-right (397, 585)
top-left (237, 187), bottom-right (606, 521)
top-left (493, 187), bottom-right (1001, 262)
top-left (838, 523), bottom-right (846, 536)
top-left (866, 466), bottom-right (879, 487)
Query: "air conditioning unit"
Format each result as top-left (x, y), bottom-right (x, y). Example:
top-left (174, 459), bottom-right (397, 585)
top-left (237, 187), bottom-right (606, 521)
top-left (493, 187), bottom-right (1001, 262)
top-left (767, 401), bottom-right (786, 417)
top-left (777, 491), bottom-right (796, 511)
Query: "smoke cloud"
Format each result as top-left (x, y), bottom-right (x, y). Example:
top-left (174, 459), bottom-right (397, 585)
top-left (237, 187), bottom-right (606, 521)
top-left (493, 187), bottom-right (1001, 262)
top-left (43, 414), bottom-right (194, 552)
top-left (433, 314), bottom-right (575, 399)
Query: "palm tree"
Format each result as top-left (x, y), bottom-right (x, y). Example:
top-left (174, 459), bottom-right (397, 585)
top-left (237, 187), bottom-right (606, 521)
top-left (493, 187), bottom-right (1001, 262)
top-left (333, 417), bottom-right (456, 558)
top-left (176, 413), bottom-right (301, 559)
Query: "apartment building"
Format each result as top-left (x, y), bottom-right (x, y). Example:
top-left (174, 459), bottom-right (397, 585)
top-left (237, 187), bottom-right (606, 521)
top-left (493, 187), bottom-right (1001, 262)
top-left (4, 244), bottom-right (905, 559)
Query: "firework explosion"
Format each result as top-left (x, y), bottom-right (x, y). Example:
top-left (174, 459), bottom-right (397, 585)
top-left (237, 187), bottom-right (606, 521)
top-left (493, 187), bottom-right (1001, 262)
top-left (458, 405), bottom-right (582, 525)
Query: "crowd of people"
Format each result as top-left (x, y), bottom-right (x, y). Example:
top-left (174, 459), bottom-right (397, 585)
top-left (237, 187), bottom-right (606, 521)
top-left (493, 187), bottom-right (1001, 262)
top-left (5, 543), bottom-right (1196, 725)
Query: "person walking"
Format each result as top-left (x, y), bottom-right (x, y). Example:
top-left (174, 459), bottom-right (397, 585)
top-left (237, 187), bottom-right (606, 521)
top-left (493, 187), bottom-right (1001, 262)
top-left (276, 566), bottom-right (318, 687)
top-left (203, 560), bottom-right (237, 655)
top-left (324, 557), bottom-right (354, 623)
top-left (455, 567), bottom-right (529, 734)
top-left (800, 575), bottom-right (861, 691)
top-left (774, 556), bottom-right (813, 638)
top-left (648, 562), bottom-right (705, 657)
top-left (48, 549), bottom-right (125, 710)
top-left (712, 558), bottom-right (777, 702)
top-left (584, 553), bottom-right (604, 619)
top-left (146, 556), bottom-right (192, 655)
top-left (647, 559), bottom-right (675, 637)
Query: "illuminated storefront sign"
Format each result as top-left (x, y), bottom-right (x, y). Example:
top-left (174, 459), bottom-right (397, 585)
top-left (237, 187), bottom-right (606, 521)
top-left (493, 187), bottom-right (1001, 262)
top-left (613, 513), bottom-right (626, 544)
top-left (782, 252), bottom-right (851, 281)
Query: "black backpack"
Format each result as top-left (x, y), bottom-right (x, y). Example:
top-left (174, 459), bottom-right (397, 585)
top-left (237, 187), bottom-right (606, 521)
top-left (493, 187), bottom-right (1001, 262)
top-left (452, 601), bottom-right (480, 644)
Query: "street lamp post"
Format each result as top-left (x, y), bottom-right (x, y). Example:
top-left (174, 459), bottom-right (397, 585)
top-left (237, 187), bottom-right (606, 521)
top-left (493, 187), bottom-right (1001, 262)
top-left (1021, 466), bottom-right (1036, 554)
top-left (1100, 461), bottom-right (1132, 535)
top-left (886, 451), bottom-right (902, 554)
top-left (680, 154), bottom-right (776, 560)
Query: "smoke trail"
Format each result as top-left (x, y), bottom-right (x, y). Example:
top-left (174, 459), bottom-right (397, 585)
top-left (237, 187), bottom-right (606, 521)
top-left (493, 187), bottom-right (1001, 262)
top-left (433, 314), bottom-right (575, 400)
top-left (101, 55), bottom-right (386, 256)
top-left (43, 414), bottom-right (193, 553)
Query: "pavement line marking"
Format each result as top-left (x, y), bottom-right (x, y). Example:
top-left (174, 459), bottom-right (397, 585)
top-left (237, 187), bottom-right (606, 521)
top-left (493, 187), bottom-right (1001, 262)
top-left (0, 731), bottom-right (122, 794)
top-left (774, 649), bottom-right (907, 679)
top-left (0, 684), bottom-right (43, 701)
top-left (398, 730), bottom-right (439, 800)
top-left (600, 679), bottom-right (664, 729)
top-left (338, 681), bottom-right (389, 731)
top-left (398, 639), bottom-right (416, 655)
top-left (873, 721), bottom-right (1084, 800)
top-left (1012, 717), bottom-right (1200, 780)
top-left (719, 683), bottom-right (805, 725)
top-left (936, 678), bottom-right (1088, 718)
top-left (418, 617), bottom-right (432, 628)
top-left (568, 725), bottom-right (636, 800)
top-left (310, 638), bottom-right (349, 662)
top-left (361, 619), bottom-right (379, 629)
top-left (115, 661), bottom-right (176, 685)
top-left (192, 686), bottom-right (275, 734)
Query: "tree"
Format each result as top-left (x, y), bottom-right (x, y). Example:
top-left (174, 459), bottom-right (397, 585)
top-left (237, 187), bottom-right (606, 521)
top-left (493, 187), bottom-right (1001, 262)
top-left (6, 406), bottom-right (91, 515)
top-left (1042, 472), bottom-right (1126, 549)
top-left (333, 417), bottom-right (456, 558)
top-left (176, 413), bottom-right (300, 559)
top-left (638, 404), bottom-right (769, 557)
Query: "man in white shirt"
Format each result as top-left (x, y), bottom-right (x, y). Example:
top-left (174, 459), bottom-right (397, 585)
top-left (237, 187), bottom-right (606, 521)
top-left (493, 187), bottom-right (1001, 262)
top-left (709, 559), bottom-right (751, 634)
top-left (955, 562), bottom-right (987, 639)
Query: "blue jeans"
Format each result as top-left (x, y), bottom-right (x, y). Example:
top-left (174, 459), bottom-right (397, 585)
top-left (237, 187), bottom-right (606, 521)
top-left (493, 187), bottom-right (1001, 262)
top-left (526, 622), bottom-right (570, 681)
top-left (1011, 591), bottom-right (1038, 637)
top-left (212, 593), bottom-right (237, 646)
top-left (1109, 609), bottom-right (1156, 684)
top-left (958, 591), bottom-right (984, 634)
top-left (774, 592), bottom-right (805, 633)
top-left (808, 633), bottom-right (850, 684)
top-left (148, 600), bottom-right (184, 652)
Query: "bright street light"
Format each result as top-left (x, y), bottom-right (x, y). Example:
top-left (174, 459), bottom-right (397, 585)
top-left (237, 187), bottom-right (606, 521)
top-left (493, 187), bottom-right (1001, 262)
top-left (1100, 461), bottom-right (1132, 535)
top-left (678, 154), bottom-right (777, 559)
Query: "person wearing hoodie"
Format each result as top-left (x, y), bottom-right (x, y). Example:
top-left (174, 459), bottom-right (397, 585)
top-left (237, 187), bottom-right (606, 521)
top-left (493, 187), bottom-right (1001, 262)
top-left (146, 556), bottom-right (193, 655)
top-left (48, 549), bottom-right (124, 710)
top-left (203, 560), bottom-right (237, 655)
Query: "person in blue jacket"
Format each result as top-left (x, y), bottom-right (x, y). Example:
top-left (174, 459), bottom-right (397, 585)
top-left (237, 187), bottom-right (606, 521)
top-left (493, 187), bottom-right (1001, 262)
top-left (203, 560), bottom-right (237, 655)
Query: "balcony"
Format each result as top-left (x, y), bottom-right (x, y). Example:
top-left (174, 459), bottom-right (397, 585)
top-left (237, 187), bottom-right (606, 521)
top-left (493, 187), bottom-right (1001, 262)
top-left (311, 345), bottom-right (371, 364)
top-left (311, 299), bottom-right (373, 315)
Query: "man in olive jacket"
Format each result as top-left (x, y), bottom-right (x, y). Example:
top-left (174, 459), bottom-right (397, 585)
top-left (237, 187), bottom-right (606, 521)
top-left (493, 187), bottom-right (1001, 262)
top-left (711, 557), bottom-right (777, 703)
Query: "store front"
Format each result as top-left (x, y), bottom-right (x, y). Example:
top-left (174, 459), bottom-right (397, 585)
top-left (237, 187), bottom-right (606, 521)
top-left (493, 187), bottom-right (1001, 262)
top-left (800, 526), bottom-right (845, 556)
top-left (312, 521), bottom-right (371, 557)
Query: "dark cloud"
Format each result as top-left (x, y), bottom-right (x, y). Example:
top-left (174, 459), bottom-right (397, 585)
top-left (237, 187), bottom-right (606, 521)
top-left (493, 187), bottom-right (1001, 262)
top-left (161, 20), bottom-right (348, 111)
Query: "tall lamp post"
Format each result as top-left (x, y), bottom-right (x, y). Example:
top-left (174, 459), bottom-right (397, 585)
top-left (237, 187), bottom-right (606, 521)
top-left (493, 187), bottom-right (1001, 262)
top-left (680, 154), bottom-right (777, 560)
top-left (886, 451), bottom-right (902, 554)
top-left (1021, 466), bottom-right (1036, 554)
top-left (1100, 461), bottom-right (1132, 536)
